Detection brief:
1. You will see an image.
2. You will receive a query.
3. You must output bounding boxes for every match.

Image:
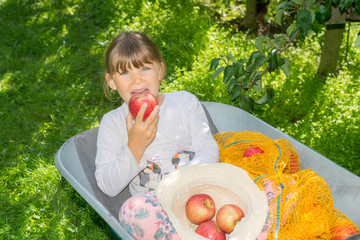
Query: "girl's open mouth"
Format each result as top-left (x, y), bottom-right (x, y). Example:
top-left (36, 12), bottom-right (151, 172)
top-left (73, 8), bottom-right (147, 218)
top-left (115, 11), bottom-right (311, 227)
top-left (131, 88), bottom-right (149, 96)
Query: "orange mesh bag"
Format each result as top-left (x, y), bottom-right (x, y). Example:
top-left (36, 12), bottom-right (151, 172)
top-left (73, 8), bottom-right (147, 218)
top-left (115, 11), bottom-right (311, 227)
top-left (214, 131), bottom-right (301, 180)
top-left (214, 131), bottom-right (359, 240)
top-left (257, 170), bottom-right (337, 239)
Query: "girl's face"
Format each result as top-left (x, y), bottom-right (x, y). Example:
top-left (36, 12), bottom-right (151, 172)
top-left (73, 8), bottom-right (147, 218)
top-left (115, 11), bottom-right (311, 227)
top-left (106, 62), bottom-right (164, 104)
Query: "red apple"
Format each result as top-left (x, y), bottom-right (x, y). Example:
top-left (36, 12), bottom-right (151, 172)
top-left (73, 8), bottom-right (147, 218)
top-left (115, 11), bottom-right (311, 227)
top-left (195, 220), bottom-right (226, 240)
top-left (216, 204), bottom-right (244, 233)
top-left (243, 146), bottom-right (264, 157)
top-left (128, 92), bottom-right (159, 121)
top-left (331, 221), bottom-right (360, 240)
top-left (283, 149), bottom-right (301, 173)
top-left (186, 194), bottom-right (216, 225)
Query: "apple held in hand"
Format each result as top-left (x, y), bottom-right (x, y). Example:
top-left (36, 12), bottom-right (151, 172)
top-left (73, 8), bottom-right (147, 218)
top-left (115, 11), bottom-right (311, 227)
top-left (195, 220), bottom-right (226, 240)
top-left (216, 204), bottom-right (244, 233)
top-left (243, 146), bottom-right (264, 157)
top-left (186, 194), bottom-right (216, 225)
top-left (129, 92), bottom-right (159, 121)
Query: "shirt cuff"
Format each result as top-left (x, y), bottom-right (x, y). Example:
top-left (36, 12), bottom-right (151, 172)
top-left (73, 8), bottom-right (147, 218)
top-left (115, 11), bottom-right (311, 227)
top-left (124, 145), bottom-right (147, 170)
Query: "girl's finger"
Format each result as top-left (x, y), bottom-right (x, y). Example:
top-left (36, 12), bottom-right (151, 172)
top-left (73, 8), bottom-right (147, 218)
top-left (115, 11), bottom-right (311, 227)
top-left (126, 113), bottom-right (133, 131)
top-left (134, 103), bottom-right (148, 123)
top-left (145, 105), bottom-right (160, 125)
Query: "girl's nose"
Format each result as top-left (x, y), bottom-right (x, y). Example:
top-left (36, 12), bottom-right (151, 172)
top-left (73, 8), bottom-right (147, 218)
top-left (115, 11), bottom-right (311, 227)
top-left (130, 70), bottom-right (142, 83)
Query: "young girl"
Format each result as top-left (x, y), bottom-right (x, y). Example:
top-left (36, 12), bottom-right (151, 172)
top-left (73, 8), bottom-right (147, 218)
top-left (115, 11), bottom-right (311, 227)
top-left (95, 31), bottom-right (219, 239)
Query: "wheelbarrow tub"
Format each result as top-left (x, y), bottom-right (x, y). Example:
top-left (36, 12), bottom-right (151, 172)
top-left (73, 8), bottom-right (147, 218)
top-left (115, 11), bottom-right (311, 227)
top-left (55, 102), bottom-right (360, 239)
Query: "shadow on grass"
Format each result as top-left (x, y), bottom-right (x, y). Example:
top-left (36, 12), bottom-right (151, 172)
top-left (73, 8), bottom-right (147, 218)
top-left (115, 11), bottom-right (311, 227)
top-left (0, 0), bottom-right (117, 238)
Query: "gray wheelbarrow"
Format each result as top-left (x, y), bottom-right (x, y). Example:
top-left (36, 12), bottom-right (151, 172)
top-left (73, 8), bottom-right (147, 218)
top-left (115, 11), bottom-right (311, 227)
top-left (55, 101), bottom-right (360, 239)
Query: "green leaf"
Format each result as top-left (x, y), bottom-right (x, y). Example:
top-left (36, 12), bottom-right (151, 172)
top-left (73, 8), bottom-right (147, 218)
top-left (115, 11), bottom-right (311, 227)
top-left (238, 94), bottom-right (255, 113)
top-left (280, 57), bottom-right (291, 76)
top-left (268, 49), bottom-right (280, 72)
top-left (273, 34), bottom-right (286, 49)
top-left (247, 51), bottom-right (267, 72)
top-left (233, 61), bottom-right (243, 78)
top-left (306, 8), bottom-right (316, 25)
top-left (236, 73), bottom-right (246, 87)
top-left (275, 9), bottom-right (285, 26)
top-left (276, 1), bottom-right (295, 25)
top-left (231, 87), bottom-right (241, 100)
top-left (238, 64), bottom-right (246, 78)
top-left (226, 54), bottom-right (237, 63)
top-left (239, 93), bottom-right (247, 109)
top-left (255, 86), bottom-right (275, 105)
top-left (339, 0), bottom-right (353, 12)
top-left (305, 0), bottom-right (316, 9)
top-left (297, 9), bottom-right (312, 35)
top-left (265, 39), bottom-right (274, 52)
top-left (211, 66), bottom-right (224, 82)
top-left (249, 69), bottom-right (261, 83)
top-left (247, 51), bottom-right (263, 66)
top-left (227, 77), bottom-right (237, 91)
top-left (242, 75), bottom-right (251, 88)
top-left (223, 65), bottom-right (233, 84)
top-left (291, 0), bottom-right (302, 5)
top-left (247, 96), bottom-right (255, 113)
top-left (315, 1), bottom-right (331, 23)
top-left (251, 70), bottom-right (262, 82)
top-left (287, 23), bottom-right (298, 37)
top-left (355, 34), bottom-right (360, 48)
top-left (276, 1), bottom-right (291, 10)
top-left (274, 39), bottom-right (285, 50)
top-left (252, 76), bottom-right (262, 93)
top-left (355, 2), bottom-right (360, 14)
top-left (210, 58), bottom-right (221, 71)
top-left (255, 36), bottom-right (265, 52)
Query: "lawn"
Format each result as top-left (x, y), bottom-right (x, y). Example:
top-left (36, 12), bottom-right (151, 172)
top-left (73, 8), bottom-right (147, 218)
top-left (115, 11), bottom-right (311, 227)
top-left (0, 0), bottom-right (359, 239)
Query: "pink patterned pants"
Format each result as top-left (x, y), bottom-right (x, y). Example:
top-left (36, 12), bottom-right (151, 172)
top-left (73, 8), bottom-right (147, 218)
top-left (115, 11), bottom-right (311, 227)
top-left (119, 195), bottom-right (181, 240)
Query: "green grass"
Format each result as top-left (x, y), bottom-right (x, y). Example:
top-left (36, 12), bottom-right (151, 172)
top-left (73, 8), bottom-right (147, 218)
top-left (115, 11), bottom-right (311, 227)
top-left (0, 0), bottom-right (359, 239)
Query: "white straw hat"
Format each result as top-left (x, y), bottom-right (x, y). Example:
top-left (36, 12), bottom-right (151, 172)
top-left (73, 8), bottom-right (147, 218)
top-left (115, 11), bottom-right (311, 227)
top-left (156, 163), bottom-right (268, 240)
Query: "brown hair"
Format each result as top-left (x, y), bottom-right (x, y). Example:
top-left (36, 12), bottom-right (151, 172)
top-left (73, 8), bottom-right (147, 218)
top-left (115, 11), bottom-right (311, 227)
top-left (103, 32), bottom-right (166, 99)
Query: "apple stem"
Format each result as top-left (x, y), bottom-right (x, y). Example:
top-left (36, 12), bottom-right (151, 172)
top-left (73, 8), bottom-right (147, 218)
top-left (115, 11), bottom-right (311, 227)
top-left (204, 199), bottom-right (212, 208)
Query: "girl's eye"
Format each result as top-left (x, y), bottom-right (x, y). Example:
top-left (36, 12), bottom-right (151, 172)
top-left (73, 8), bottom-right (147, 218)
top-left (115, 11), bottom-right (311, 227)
top-left (120, 71), bottom-right (129, 76)
top-left (142, 67), bottom-right (150, 71)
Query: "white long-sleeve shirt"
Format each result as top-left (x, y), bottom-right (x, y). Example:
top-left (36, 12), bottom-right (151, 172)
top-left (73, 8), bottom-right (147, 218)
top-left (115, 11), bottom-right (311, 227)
top-left (95, 91), bottom-right (219, 197)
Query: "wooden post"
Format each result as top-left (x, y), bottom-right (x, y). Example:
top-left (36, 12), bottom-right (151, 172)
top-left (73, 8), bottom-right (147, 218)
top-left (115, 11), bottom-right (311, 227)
top-left (245, 0), bottom-right (257, 31)
top-left (317, 24), bottom-right (345, 77)
top-left (317, 7), bottom-right (346, 77)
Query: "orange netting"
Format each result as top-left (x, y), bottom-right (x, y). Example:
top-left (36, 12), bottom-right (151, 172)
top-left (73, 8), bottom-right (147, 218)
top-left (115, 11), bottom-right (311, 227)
top-left (214, 131), bottom-right (359, 240)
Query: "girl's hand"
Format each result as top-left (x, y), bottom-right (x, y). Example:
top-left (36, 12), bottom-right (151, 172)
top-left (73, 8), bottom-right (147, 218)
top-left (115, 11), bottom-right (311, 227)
top-left (126, 103), bottom-right (160, 163)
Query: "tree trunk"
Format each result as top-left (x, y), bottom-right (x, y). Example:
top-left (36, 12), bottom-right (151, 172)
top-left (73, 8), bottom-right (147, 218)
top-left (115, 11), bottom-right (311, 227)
top-left (317, 24), bottom-right (345, 77)
top-left (245, 0), bottom-right (257, 31)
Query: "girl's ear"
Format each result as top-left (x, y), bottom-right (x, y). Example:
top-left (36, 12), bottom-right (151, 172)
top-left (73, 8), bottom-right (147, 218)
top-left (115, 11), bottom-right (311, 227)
top-left (105, 73), bottom-right (117, 90)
